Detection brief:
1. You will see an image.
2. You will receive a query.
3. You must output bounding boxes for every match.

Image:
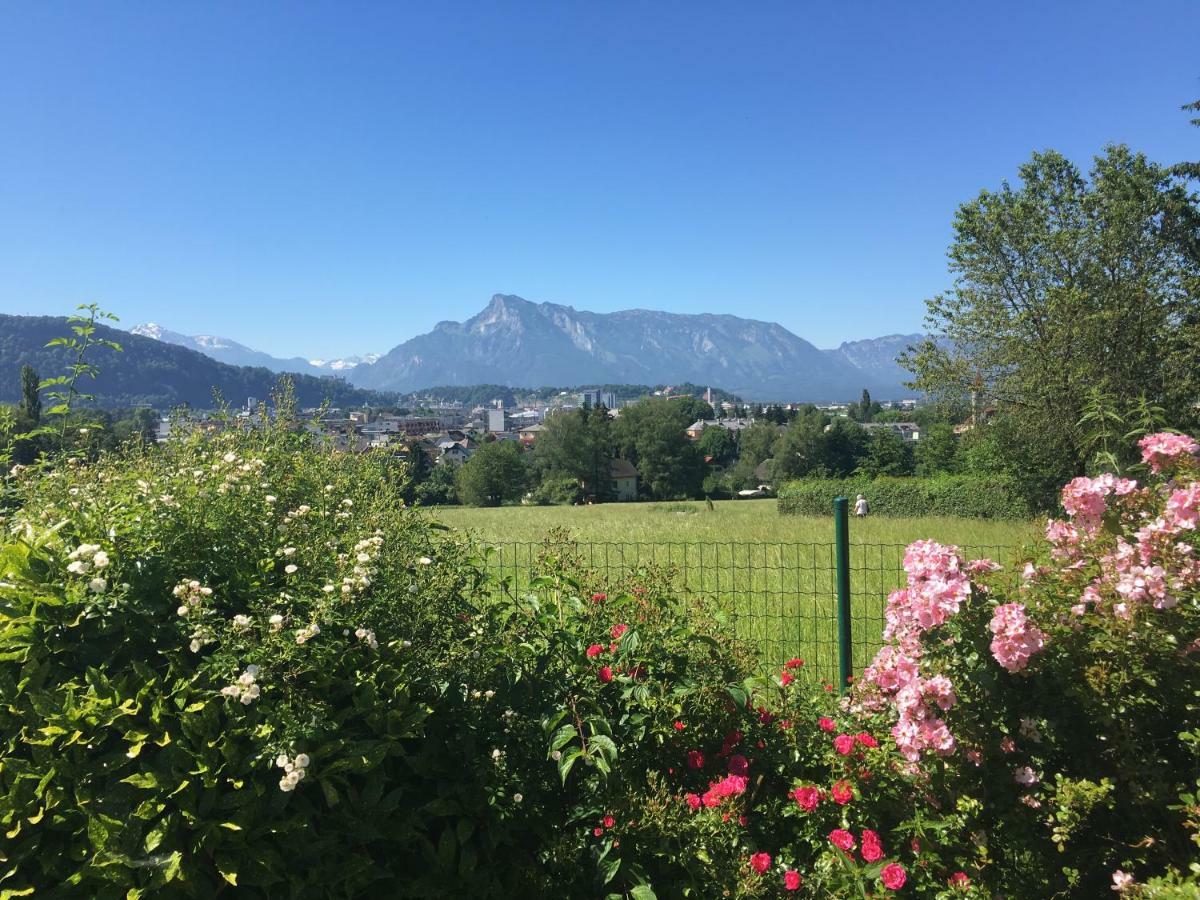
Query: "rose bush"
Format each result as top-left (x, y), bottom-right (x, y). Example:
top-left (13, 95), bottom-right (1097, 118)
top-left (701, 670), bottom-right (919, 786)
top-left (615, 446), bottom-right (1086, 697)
top-left (850, 432), bottom-right (1200, 897)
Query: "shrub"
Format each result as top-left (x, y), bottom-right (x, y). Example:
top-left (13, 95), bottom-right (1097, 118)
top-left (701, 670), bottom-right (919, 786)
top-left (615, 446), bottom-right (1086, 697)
top-left (777, 474), bottom-right (1033, 519)
top-left (850, 433), bottom-right (1200, 895)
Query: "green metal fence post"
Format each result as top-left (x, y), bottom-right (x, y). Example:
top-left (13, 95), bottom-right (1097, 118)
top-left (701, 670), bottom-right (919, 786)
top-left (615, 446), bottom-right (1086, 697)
top-left (833, 496), bottom-right (852, 691)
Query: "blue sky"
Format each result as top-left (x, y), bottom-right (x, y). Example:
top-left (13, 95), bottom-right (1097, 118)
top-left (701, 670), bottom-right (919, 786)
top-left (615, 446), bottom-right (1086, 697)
top-left (1, 2), bottom-right (1196, 358)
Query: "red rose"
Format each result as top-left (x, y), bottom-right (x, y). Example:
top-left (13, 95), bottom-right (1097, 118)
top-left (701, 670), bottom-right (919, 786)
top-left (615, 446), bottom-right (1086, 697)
top-left (818, 716), bottom-right (836, 733)
top-left (593, 827), bottom-right (603, 837)
top-left (779, 719), bottom-right (792, 729)
top-left (833, 733), bottom-right (855, 755)
top-left (831, 779), bottom-right (853, 805)
top-left (591, 592), bottom-right (607, 602)
top-left (702, 790), bottom-right (721, 808)
top-left (586, 644), bottom-right (604, 658)
top-left (856, 732), bottom-right (879, 748)
top-left (602, 815), bottom-right (615, 828)
top-left (828, 829), bottom-right (855, 851)
top-left (687, 750), bottom-right (705, 770)
top-left (948, 871), bottom-right (971, 889)
top-left (749, 852), bottom-right (771, 874)
top-left (610, 623), bottom-right (628, 640)
top-left (860, 829), bottom-right (884, 862)
top-left (598, 666), bottom-right (613, 683)
top-left (684, 793), bottom-right (701, 811)
top-left (673, 720), bottom-right (686, 731)
top-left (783, 870), bottom-right (802, 891)
top-left (880, 863), bottom-right (907, 890)
top-left (727, 754), bottom-right (749, 776)
top-left (785, 657), bottom-right (804, 669)
top-left (780, 671), bottom-right (794, 686)
top-left (793, 785), bottom-right (821, 812)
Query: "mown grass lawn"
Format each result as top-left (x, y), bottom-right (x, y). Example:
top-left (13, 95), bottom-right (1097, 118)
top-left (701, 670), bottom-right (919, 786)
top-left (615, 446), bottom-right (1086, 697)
top-left (431, 500), bottom-right (1038, 682)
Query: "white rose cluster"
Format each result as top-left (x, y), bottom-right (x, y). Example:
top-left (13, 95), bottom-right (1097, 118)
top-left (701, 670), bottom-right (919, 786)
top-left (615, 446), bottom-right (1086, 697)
top-left (220, 665), bottom-right (261, 704)
top-left (66, 543), bottom-right (109, 575)
top-left (340, 534), bottom-right (383, 595)
top-left (276, 752), bottom-right (310, 792)
top-left (232, 614), bottom-right (252, 630)
top-left (173, 579), bottom-right (216, 652)
top-left (173, 579), bottom-right (213, 617)
top-left (353, 627), bottom-right (379, 649)
top-left (295, 622), bottom-right (321, 645)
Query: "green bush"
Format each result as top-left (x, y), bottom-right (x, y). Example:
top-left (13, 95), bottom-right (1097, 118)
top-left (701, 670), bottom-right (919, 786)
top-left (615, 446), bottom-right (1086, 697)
top-left (777, 474), bottom-right (1033, 519)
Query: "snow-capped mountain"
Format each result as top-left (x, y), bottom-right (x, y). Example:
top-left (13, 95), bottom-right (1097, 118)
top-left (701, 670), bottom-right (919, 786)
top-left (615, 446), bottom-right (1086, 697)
top-left (129, 324), bottom-right (375, 377)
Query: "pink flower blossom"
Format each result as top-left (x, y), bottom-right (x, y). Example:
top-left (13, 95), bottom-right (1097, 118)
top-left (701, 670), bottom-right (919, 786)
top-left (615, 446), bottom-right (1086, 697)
top-left (749, 852), bottom-right (771, 874)
top-left (861, 829), bottom-right (884, 862)
top-left (880, 862), bottom-right (907, 890)
top-left (783, 870), bottom-right (802, 891)
top-left (1014, 765), bottom-right (1039, 786)
top-left (989, 603), bottom-right (1046, 672)
top-left (684, 793), bottom-right (701, 811)
top-left (817, 716), bottom-right (836, 732)
top-left (831, 780), bottom-right (853, 804)
top-left (727, 755), bottom-right (749, 776)
top-left (686, 750), bottom-right (704, 770)
top-left (828, 829), bottom-right (855, 851)
top-left (1139, 432), bottom-right (1198, 473)
top-left (586, 644), bottom-right (604, 658)
top-left (793, 785), bottom-right (821, 812)
top-left (833, 733), bottom-right (855, 755)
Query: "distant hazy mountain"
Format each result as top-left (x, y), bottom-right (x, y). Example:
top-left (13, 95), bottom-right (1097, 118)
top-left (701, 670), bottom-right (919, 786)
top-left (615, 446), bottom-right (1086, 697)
top-left (822, 334), bottom-right (923, 394)
top-left (129, 324), bottom-right (377, 376)
top-left (352, 294), bottom-right (921, 401)
top-left (1, 315), bottom-right (392, 409)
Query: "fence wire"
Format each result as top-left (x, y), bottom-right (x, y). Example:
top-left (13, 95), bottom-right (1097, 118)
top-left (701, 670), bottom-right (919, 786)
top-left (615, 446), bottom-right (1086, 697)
top-left (483, 541), bottom-right (1014, 684)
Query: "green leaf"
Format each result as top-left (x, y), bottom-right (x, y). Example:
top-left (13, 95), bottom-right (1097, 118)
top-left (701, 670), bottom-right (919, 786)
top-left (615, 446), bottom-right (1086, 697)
top-left (630, 886), bottom-right (657, 900)
top-left (219, 871), bottom-right (238, 886)
top-left (550, 723), bottom-right (578, 752)
top-left (557, 748), bottom-right (583, 784)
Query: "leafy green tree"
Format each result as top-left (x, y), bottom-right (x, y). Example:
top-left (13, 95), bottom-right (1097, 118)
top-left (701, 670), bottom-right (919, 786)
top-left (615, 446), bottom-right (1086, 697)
top-left (671, 395), bottom-right (715, 425)
top-left (456, 441), bottom-right (527, 506)
top-left (915, 422), bottom-right (960, 475)
top-left (613, 398), bottom-right (704, 499)
top-left (697, 426), bottom-right (737, 466)
top-left (849, 389), bottom-right (880, 423)
top-left (19, 365), bottom-right (40, 424)
top-left (534, 406), bottom-right (613, 498)
top-left (903, 146), bottom-right (1200, 494)
top-left (738, 421), bottom-right (782, 468)
top-left (858, 428), bottom-right (915, 477)
top-left (414, 461), bottom-right (459, 505)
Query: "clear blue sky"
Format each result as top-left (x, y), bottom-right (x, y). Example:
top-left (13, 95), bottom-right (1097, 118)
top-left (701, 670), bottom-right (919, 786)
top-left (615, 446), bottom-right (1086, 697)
top-left (1, 2), bottom-right (1196, 359)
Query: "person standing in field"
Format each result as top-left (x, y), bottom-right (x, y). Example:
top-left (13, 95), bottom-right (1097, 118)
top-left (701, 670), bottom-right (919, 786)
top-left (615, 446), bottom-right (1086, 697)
top-left (854, 494), bottom-right (869, 517)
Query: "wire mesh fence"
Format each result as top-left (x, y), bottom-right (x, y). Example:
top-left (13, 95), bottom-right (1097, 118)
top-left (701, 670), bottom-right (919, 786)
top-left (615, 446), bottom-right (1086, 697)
top-left (483, 541), bottom-right (1015, 684)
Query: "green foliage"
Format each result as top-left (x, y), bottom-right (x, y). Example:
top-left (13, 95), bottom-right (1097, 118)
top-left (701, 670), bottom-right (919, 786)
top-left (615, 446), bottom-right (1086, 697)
top-left (456, 440), bottom-right (527, 506)
top-left (533, 405), bottom-right (614, 498)
top-left (903, 145), bottom-right (1200, 493)
top-left (858, 429), bottom-right (915, 478)
top-left (696, 426), bottom-right (737, 467)
top-left (613, 399), bottom-right (704, 500)
top-left (529, 472), bottom-right (585, 505)
top-left (915, 422), bottom-right (960, 476)
top-left (778, 474), bottom-right (1032, 519)
top-left (413, 461), bottom-right (459, 506)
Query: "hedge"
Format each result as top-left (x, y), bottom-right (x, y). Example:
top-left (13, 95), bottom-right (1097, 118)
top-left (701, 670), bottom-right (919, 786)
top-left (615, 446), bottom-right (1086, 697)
top-left (776, 474), bottom-right (1033, 519)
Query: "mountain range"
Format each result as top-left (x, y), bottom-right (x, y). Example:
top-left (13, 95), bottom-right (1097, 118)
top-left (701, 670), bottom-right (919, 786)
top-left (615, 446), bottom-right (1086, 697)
top-left (0, 315), bottom-right (391, 410)
top-left (133, 295), bottom-right (924, 402)
top-left (129, 324), bottom-right (379, 376)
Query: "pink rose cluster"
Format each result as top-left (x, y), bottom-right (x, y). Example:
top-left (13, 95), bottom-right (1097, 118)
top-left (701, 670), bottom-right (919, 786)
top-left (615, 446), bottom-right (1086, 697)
top-left (1060, 473), bottom-right (1139, 533)
top-left (891, 674), bottom-right (958, 760)
top-left (882, 540), bottom-right (972, 639)
top-left (1139, 431), bottom-right (1199, 474)
top-left (988, 603), bottom-right (1046, 673)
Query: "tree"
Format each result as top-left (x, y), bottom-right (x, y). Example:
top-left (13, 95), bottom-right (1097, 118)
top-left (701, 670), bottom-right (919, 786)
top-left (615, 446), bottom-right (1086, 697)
top-left (697, 426), bottom-right (737, 466)
top-left (858, 428), bottom-right (915, 477)
top-left (738, 421), bottom-right (782, 468)
top-left (849, 389), bottom-right (880, 423)
top-left (903, 146), bottom-right (1200, 495)
top-left (613, 398), bottom-right (704, 499)
top-left (534, 405), bottom-right (613, 499)
top-left (414, 462), bottom-right (459, 506)
top-left (915, 422), bottom-right (959, 475)
top-left (456, 442), bottom-right (527, 507)
top-left (19, 365), bottom-right (40, 424)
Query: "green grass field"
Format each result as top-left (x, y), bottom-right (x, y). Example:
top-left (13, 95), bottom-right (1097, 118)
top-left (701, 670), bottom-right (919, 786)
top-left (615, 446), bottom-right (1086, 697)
top-left (431, 498), bottom-right (1035, 547)
top-left (430, 500), bottom-right (1038, 681)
